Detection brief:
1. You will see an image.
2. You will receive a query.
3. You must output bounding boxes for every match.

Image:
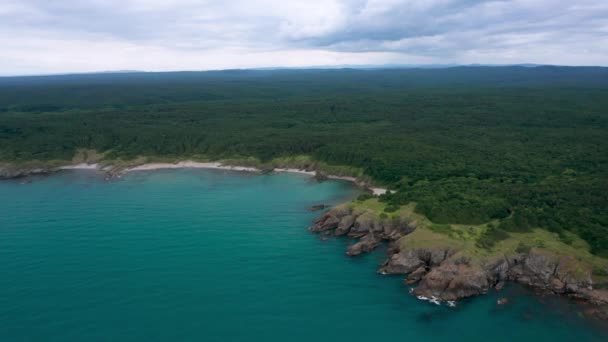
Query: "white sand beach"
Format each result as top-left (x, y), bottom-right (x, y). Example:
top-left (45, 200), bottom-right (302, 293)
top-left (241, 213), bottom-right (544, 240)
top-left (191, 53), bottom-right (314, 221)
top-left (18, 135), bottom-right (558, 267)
top-left (125, 161), bottom-right (259, 173)
top-left (273, 168), bottom-right (316, 176)
top-left (55, 160), bottom-right (390, 195)
top-left (58, 163), bottom-right (99, 170)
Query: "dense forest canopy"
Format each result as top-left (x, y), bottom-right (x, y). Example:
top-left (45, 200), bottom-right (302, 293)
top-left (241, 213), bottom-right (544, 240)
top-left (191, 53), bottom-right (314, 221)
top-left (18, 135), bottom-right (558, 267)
top-left (1, 67), bottom-right (607, 255)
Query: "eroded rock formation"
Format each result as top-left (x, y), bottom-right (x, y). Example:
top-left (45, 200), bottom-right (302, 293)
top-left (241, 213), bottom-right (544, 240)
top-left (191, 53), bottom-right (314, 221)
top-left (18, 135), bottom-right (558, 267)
top-left (309, 205), bottom-right (415, 257)
top-left (310, 205), bottom-right (608, 311)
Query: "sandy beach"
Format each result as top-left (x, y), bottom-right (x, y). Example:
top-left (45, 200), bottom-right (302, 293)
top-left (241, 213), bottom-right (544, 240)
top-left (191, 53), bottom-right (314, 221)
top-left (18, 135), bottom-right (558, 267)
top-left (273, 168), bottom-right (316, 176)
top-left (53, 160), bottom-right (390, 195)
top-left (58, 163), bottom-right (100, 170)
top-left (125, 161), bottom-right (259, 173)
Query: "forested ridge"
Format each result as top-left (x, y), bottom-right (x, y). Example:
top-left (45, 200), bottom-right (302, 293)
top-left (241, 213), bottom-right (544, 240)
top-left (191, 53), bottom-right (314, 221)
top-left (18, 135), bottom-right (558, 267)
top-left (1, 67), bottom-right (607, 255)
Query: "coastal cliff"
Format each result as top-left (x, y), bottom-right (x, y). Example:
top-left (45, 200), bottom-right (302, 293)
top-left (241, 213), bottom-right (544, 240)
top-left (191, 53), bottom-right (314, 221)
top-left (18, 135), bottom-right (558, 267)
top-left (310, 199), bottom-right (608, 316)
top-left (310, 203), bottom-right (415, 256)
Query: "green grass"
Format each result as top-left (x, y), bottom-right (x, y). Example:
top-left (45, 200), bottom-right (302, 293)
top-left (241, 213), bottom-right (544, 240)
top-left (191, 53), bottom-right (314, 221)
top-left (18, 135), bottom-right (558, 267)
top-left (348, 198), bottom-right (608, 281)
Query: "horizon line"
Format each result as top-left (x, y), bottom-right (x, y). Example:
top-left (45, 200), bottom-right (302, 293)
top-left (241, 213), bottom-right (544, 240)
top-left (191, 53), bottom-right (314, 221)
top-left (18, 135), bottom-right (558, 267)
top-left (1, 63), bottom-right (607, 78)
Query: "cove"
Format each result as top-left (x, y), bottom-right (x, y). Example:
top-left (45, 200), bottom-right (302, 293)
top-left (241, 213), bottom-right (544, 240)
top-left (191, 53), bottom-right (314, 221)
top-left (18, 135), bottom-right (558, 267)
top-left (0, 169), bottom-right (606, 341)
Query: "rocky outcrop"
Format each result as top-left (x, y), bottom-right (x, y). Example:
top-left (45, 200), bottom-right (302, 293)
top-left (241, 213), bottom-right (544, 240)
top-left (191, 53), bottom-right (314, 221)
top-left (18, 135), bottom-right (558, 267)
top-left (335, 215), bottom-right (356, 236)
top-left (347, 233), bottom-right (382, 256)
top-left (310, 206), bottom-right (350, 233)
top-left (311, 205), bottom-right (608, 317)
top-left (308, 204), bottom-right (328, 212)
top-left (413, 261), bottom-right (491, 301)
top-left (309, 205), bottom-right (415, 256)
top-left (505, 252), bottom-right (595, 295)
top-left (404, 266), bottom-right (428, 284)
top-left (380, 248), bottom-right (452, 274)
top-left (378, 245), bottom-right (606, 305)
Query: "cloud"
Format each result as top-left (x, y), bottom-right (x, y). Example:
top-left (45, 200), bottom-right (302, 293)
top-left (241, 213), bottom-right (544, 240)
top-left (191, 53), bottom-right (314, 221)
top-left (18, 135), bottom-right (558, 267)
top-left (0, 0), bottom-right (606, 75)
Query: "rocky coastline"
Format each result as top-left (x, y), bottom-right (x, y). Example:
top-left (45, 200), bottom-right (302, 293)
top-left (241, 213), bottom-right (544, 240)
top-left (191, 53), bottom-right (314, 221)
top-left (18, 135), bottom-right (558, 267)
top-left (310, 204), bottom-right (608, 319)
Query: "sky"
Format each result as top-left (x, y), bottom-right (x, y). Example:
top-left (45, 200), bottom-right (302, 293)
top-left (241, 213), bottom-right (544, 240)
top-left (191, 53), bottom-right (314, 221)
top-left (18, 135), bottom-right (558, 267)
top-left (0, 0), bottom-right (607, 75)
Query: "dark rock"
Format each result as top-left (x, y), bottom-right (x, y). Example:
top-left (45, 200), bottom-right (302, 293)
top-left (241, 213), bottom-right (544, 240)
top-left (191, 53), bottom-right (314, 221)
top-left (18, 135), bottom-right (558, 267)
top-left (495, 281), bottom-right (505, 291)
top-left (308, 204), bottom-right (328, 212)
top-left (487, 258), bottom-right (510, 281)
top-left (314, 171), bottom-right (328, 181)
top-left (577, 288), bottom-right (608, 305)
top-left (347, 233), bottom-right (381, 256)
top-left (0, 166), bottom-right (50, 180)
top-left (379, 249), bottom-right (427, 274)
top-left (259, 167), bottom-right (275, 174)
top-left (413, 262), bottom-right (490, 301)
top-left (381, 246), bottom-right (608, 306)
top-left (581, 304), bottom-right (608, 321)
top-left (405, 266), bottom-right (428, 284)
top-left (310, 215), bottom-right (340, 233)
top-left (348, 214), bottom-right (374, 238)
top-left (309, 206), bottom-right (353, 233)
top-left (312, 211), bottom-right (331, 225)
top-left (335, 215), bottom-right (356, 236)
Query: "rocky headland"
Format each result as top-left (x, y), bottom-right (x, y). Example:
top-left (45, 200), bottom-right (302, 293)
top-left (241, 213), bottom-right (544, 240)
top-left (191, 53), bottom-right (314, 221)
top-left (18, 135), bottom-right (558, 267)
top-left (310, 199), bottom-right (608, 318)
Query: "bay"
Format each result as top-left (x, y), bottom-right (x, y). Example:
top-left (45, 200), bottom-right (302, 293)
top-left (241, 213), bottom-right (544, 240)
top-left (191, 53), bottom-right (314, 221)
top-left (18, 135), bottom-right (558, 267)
top-left (0, 169), bottom-right (605, 341)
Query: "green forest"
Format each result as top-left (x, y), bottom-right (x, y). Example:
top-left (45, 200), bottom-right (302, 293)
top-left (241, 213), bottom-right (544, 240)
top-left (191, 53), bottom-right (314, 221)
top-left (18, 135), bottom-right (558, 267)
top-left (1, 67), bottom-right (607, 255)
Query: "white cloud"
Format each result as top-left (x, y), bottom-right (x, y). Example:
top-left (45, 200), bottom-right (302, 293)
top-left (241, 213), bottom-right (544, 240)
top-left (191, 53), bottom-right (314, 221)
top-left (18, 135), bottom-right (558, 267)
top-left (0, 0), bottom-right (606, 75)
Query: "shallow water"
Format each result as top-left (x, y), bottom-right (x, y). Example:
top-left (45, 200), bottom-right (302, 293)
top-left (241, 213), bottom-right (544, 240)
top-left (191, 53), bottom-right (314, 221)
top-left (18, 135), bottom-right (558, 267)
top-left (0, 169), bottom-right (606, 341)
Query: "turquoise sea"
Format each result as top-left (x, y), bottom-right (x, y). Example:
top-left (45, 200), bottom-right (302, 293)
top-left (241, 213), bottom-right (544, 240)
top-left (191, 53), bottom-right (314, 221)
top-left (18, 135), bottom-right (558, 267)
top-left (0, 169), bottom-right (606, 341)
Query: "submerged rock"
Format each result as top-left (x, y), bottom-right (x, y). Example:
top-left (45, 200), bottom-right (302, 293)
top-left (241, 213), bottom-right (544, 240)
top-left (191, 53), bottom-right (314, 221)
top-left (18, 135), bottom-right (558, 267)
top-left (495, 281), bottom-right (505, 291)
top-left (497, 298), bottom-right (509, 305)
top-left (308, 204), bottom-right (328, 212)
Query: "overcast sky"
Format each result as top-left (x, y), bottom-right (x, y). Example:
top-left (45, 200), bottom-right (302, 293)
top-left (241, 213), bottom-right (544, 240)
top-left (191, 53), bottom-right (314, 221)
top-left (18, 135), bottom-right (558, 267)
top-left (1, 0), bottom-right (607, 75)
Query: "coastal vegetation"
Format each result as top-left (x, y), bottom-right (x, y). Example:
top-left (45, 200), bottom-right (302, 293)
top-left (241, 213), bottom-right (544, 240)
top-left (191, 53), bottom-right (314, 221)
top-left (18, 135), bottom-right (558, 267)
top-left (350, 198), bottom-right (608, 275)
top-left (1, 67), bottom-right (607, 258)
top-left (311, 197), bottom-right (608, 308)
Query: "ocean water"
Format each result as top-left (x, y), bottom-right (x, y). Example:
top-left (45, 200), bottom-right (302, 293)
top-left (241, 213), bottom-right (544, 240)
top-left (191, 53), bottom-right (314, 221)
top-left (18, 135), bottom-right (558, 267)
top-left (0, 169), bottom-right (606, 341)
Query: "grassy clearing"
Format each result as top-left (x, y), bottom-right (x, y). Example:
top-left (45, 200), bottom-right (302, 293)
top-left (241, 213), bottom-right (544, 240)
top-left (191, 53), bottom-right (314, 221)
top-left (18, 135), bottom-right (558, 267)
top-left (350, 198), bottom-right (608, 280)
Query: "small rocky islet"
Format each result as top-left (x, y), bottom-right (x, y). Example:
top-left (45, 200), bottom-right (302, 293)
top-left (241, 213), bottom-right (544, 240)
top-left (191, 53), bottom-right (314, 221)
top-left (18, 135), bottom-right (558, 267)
top-left (310, 199), bottom-right (608, 319)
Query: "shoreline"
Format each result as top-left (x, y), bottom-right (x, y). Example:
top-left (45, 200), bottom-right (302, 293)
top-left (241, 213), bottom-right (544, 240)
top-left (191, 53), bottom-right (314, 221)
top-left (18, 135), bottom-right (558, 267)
top-left (125, 162), bottom-right (389, 195)
top-left (310, 203), bottom-right (608, 319)
top-left (4, 159), bottom-right (608, 320)
top-left (125, 161), bottom-right (260, 173)
top-left (2, 160), bottom-right (390, 196)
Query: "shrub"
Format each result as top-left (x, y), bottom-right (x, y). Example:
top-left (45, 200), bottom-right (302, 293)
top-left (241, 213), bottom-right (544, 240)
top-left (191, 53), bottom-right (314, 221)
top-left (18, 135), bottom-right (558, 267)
top-left (357, 193), bottom-right (373, 202)
top-left (383, 204), bottom-right (399, 213)
top-left (592, 267), bottom-right (608, 277)
top-left (476, 226), bottom-right (510, 249)
top-left (515, 242), bottom-right (531, 254)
